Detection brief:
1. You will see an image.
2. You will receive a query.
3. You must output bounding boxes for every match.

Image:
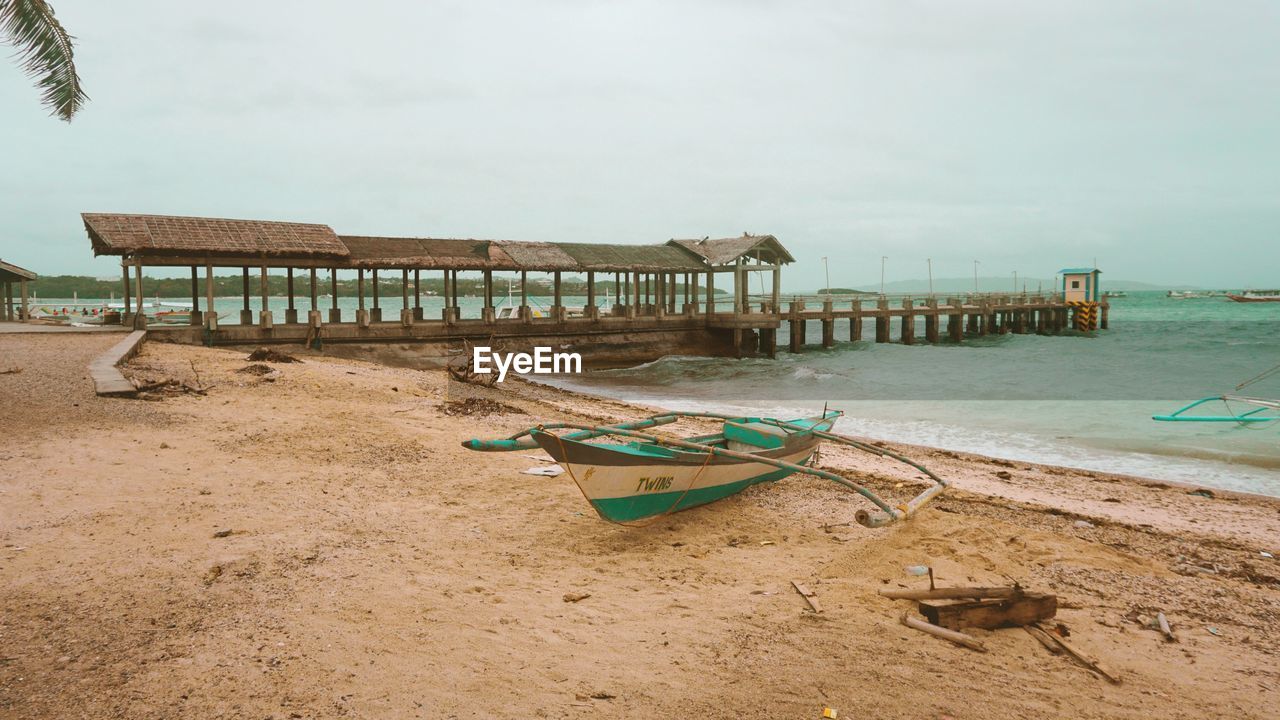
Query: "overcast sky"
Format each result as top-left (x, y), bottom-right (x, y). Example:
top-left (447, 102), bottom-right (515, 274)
top-left (1, 1), bottom-right (1277, 288)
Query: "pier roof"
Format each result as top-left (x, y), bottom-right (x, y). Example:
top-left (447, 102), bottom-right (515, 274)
top-left (551, 242), bottom-right (707, 272)
top-left (81, 213), bottom-right (792, 273)
top-left (83, 213), bottom-right (348, 259)
top-left (340, 236), bottom-right (520, 270)
top-left (668, 234), bottom-right (794, 265)
top-left (0, 259), bottom-right (37, 281)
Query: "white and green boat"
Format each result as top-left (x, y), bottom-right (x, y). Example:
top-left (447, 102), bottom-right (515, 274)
top-left (463, 410), bottom-right (948, 528)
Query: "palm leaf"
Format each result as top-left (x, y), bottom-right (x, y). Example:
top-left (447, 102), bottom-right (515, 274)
top-left (1, 0), bottom-right (87, 121)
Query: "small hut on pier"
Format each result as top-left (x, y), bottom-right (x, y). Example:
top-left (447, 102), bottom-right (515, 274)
top-left (0, 259), bottom-right (37, 322)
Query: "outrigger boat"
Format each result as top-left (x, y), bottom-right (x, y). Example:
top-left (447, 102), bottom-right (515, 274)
top-left (464, 410), bottom-right (948, 528)
top-left (1154, 362), bottom-right (1280, 426)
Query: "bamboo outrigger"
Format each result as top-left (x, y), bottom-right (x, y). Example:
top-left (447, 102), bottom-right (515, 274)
top-left (463, 410), bottom-right (948, 527)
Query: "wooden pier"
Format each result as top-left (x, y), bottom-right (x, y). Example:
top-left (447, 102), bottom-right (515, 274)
top-left (767, 293), bottom-right (1108, 356)
top-left (79, 213), bottom-right (1107, 366)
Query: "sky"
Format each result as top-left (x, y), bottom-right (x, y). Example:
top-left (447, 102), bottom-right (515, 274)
top-left (1, 0), bottom-right (1277, 290)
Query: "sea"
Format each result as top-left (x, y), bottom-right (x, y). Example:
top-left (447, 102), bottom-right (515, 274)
top-left (29, 290), bottom-right (1279, 496)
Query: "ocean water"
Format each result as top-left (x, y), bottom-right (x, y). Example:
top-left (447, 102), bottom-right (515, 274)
top-left (28, 291), bottom-right (1278, 495)
top-left (538, 292), bottom-right (1280, 497)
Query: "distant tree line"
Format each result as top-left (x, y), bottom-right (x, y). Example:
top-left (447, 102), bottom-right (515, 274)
top-left (26, 274), bottom-right (730, 299)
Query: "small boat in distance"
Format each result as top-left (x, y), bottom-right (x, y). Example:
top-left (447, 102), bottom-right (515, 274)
top-left (1166, 290), bottom-right (1212, 299)
top-left (464, 410), bottom-right (948, 528)
top-left (1104, 290), bottom-right (1128, 299)
top-left (1226, 289), bottom-right (1280, 303)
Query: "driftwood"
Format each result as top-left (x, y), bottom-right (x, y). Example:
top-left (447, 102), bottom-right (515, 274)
top-left (0, 367), bottom-right (21, 375)
top-left (1031, 622), bottom-right (1121, 684)
top-left (447, 338), bottom-right (498, 387)
top-left (879, 586), bottom-right (1023, 601)
top-left (792, 581), bottom-right (823, 613)
top-left (900, 611), bottom-right (987, 652)
top-left (134, 378), bottom-right (207, 396)
top-left (1024, 625), bottom-right (1063, 655)
top-left (920, 593), bottom-right (1057, 630)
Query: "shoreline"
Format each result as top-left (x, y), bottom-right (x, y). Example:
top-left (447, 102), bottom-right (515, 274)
top-left (520, 375), bottom-right (1280, 505)
top-left (2, 335), bottom-right (1277, 718)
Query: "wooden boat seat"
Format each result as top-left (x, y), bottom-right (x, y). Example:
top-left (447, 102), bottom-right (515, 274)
top-left (724, 420), bottom-right (789, 451)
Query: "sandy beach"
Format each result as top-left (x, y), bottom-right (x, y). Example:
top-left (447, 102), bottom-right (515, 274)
top-left (2, 333), bottom-right (1278, 719)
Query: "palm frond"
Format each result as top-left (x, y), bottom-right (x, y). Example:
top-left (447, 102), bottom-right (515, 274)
top-left (1, 0), bottom-right (87, 121)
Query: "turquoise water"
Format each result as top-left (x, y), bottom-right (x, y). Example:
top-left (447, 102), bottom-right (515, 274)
top-left (540, 292), bottom-right (1280, 496)
top-left (30, 291), bottom-right (1279, 495)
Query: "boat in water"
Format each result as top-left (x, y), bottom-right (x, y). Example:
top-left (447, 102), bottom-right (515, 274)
top-left (464, 410), bottom-right (948, 527)
top-left (1226, 289), bottom-right (1280, 303)
top-left (1155, 363), bottom-right (1280, 427)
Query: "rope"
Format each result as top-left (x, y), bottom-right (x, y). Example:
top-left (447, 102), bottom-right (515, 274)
top-left (1236, 362), bottom-right (1280, 391)
top-left (553, 430), bottom-right (717, 528)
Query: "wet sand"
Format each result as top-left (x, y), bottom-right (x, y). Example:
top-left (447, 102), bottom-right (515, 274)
top-left (1, 335), bottom-right (1277, 719)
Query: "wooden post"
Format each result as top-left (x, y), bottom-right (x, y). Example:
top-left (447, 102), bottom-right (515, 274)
top-left (401, 268), bottom-right (409, 313)
top-left (788, 301), bottom-right (804, 353)
top-left (706, 270), bottom-right (715, 315)
top-left (357, 268), bottom-right (367, 327)
top-left (205, 263), bottom-right (216, 330)
top-left (414, 269), bottom-right (423, 320)
top-left (520, 270), bottom-right (528, 321)
top-left (668, 272), bottom-right (677, 313)
top-left (691, 272), bottom-right (700, 313)
top-left (654, 273), bottom-right (665, 318)
top-left (771, 266), bottom-right (781, 314)
top-left (309, 268), bottom-right (319, 325)
top-left (586, 271), bottom-right (596, 318)
top-left (134, 260), bottom-right (145, 328)
top-left (187, 266), bottom-right (201, 325)
top-left (613, 272), bottom-right (621, 312)
top-left (121, 264), bottom-right (131, 323)
top-left (1, 281), bottom-right (8, 321)
top-left (875, 297), bottom-right (890, 343)
top-left (624, 272), bottom-right (632, 317)
top-left (239, 266), bottom-right (252, 325)
top-left (451, 270), bottom-right (459, 320)
top-left (850, 308), bottom-right (863, 342)
top-left (286, 268), bottom-right (297, 324)
top-left (948, 299), bottom-right (963, 342)
top-left (553, 270), bottom-right (562, 320)
top-left (329, 269), bottom-right (340, 324)
top-left (483, 269), bottom-right (494, 322)
top-left (371, 269), bottom-right (380, 322)
top-left (19, 278), bottom-right (30, 322)
top-left (924, 299), bottom-right (939, 343)
top-left (901, 298), bottom-right (915, 344)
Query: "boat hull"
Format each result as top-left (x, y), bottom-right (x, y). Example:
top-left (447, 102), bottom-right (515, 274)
top-left (533, 429), bottom-right (822, 523)
top-left (1227, 294), bottom-right (1280, 303)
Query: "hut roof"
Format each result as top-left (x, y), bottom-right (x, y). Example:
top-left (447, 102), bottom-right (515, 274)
top-left (668, 234), bottom-right (794, 265)
top-left (493, 241), bottom-right (580, 271)
top-left (340, 236), bottom-right (519, 270)
top-left (82, 213), bottom-right (348, 259)
top-left (552, 243), bottom-right (706, 272)
top-left (0, 259), bottom-right (37, 281)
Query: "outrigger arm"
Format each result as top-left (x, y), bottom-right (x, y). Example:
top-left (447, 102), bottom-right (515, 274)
top-left (464, 412), bottom-right (949, 528)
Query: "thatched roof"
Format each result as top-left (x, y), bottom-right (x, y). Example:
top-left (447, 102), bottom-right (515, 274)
top-left (340, 236), bottom-right (519, 270)
top-left (80, 212), bottom-right (791, 272)
top-left (0, 259), bottom-right (37, 281)
top-left (82, 213), bottom-right (348, 258)
top-left (668, 234), bottom-right (794, 265)
top-left (552, 243), bottom-right (706, 272)
top-left (494, 241), bottom-right (580, 271)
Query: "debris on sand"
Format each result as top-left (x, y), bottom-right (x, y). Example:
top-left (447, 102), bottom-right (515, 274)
top-left (247, 348), bottom-right (302, 363)
top-left (236, 363), bottom-right (275, 376)
top-left (563, 592), bottom-right (591, 603)
top-left (0, 367), bottom-right (21, 375)
top-left (438, 397), bottom-right (524, 417)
